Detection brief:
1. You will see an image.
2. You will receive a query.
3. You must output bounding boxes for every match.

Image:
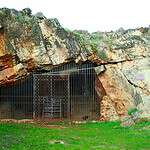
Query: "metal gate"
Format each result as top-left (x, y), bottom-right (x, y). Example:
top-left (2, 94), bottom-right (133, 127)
top-left (33, 74), bottom-right (69, 120)
top-left (33, 70), bottom-right (100, 121)
top-left (0, 75), bottom-right (33, 119)
top-left (69, 69), bottom-right (98, 120)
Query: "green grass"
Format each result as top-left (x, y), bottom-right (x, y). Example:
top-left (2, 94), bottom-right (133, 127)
top-left (0, 121), bottom-right (149, 150)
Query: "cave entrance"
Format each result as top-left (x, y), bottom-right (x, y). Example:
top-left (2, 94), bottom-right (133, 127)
top-left (33, 62), bottom-right (100, 121)
top-left (0, 62), bottom-right (101, 121)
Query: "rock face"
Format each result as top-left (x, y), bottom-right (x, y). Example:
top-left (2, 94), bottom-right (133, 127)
top-left (0, 8), bottom-right (150, 120)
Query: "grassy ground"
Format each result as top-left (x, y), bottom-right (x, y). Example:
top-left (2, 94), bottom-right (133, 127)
top-left (0, 121), bottom-right (149, 150)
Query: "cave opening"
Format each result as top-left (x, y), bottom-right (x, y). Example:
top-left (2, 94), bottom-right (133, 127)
top-left (0, 61), bottom-right (101, 121)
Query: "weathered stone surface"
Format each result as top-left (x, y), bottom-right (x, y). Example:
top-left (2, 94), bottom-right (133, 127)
top-left (0, 30), bottom-right (5, 56)
top-left (98, 65), bottom-right (138, 119)
top-left (0, 8), bottom-right (149, 120)
top-left (121, 58), bottom-right (150, 118)
top-left (0, 8), bottom-right (81, 85)
top-left (99, 95), bottom-right (119, 121)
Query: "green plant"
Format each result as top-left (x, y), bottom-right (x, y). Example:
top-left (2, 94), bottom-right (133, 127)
top-left (96, 50), bottom-right (108, 60)
top-left (128, 108), bottom-right (138, 115)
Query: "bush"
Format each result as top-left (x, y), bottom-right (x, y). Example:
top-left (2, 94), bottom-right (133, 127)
top-left (128, 108), bottom-right (138, 115)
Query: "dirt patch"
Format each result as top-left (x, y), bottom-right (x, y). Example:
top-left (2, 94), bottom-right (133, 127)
top-left (37, 124), bottom-right (67, 129)
top-left (0, 119), bottom-right (67, 129)
top-left (48, 140), bottom-right (65, 145)
top-left (0, 119), bottom-right (34, 123)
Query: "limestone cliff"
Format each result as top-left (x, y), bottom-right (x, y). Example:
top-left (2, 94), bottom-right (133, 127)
top-left (0, 8), bottom-right (149, 120)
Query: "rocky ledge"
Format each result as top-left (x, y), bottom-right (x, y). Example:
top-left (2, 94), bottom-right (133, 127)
top-left (0, 8), bottom-right (150, 120)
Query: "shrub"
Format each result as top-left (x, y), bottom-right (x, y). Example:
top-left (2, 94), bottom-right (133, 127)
top-left (128, 108), bottom-right (138, 115)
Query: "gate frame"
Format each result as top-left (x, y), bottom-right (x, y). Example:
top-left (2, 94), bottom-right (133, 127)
top-left (33, 73), bottom-right (70, 121)
top-left (33, 67), bottom-right (100, 121)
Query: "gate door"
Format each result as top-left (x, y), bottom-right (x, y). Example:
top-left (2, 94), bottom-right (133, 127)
top-left (33, 74), bottom-right (69, 120)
